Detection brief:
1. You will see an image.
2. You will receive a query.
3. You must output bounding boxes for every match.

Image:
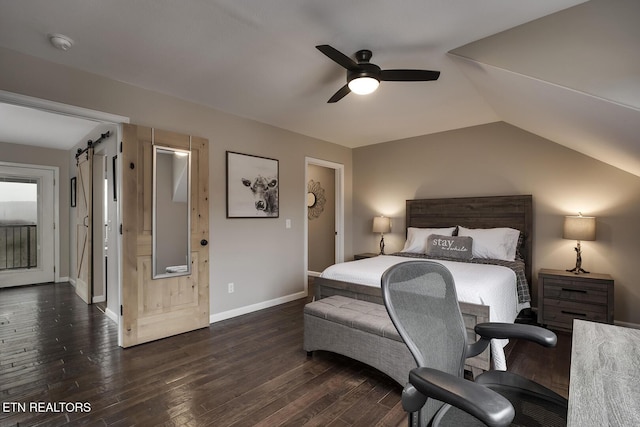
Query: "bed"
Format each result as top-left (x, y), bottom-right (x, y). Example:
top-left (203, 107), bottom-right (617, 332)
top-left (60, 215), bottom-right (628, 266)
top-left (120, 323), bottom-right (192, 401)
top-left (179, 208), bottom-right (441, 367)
top-left (313, 195), bottom-right (533, 374)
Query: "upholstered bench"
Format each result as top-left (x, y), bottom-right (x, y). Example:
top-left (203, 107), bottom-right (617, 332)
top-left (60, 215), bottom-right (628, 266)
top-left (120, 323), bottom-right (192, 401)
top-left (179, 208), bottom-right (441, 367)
top-left (303, 295), bottom-right (416, 386)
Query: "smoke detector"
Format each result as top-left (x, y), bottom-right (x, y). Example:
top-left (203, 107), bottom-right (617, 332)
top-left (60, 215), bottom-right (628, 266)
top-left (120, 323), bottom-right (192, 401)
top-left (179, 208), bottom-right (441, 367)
top-left (48, 33), bottom-right (74, 51)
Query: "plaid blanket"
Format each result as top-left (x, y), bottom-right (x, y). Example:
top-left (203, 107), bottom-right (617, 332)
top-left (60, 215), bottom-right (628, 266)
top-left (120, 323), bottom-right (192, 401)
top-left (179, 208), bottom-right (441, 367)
top-left (394, 252), bottom-right (531, 304)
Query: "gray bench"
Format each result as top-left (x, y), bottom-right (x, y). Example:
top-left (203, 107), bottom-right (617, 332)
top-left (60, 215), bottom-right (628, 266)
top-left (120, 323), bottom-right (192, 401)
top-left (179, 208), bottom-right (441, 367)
top-left (303, 295), bottom-right (416, 386)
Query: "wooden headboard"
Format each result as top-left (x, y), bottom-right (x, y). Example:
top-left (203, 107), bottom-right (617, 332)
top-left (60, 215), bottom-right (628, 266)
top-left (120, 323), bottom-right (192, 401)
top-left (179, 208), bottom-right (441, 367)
top-left (406, 195), bottom-right (533, 285)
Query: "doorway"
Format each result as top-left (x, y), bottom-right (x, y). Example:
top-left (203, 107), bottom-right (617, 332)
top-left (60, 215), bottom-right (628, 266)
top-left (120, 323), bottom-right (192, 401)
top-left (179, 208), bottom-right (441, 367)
top-left (304, 158), bottom-right (344, 293)
top-left (92, 153), bottom-right (108, 307)
top-left (0, 90), bottom-right (129, 340)
top-left (79, 134), bottom-right (118, 316)
top-left (0, 162), bottom-right (57, 288)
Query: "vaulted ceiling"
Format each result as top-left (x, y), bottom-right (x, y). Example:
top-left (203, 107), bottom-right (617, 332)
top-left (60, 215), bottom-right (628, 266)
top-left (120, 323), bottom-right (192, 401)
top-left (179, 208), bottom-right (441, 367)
top-left (0, 0), bottom-right (638, 175)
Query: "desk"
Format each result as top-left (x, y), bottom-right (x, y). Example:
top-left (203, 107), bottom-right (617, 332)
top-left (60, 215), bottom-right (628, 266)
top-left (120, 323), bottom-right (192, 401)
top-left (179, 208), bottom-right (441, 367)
top-left (568, 320), bottom-right (640, 426)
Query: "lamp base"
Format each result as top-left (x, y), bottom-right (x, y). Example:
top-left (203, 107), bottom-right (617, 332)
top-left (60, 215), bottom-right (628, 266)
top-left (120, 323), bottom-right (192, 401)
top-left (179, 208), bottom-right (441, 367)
top-left (567, 242), bottom-right (589, 274)
top-left (566, 266), bottom-right (590, 275)
top-left (379, 235), bottom-right (385, 255)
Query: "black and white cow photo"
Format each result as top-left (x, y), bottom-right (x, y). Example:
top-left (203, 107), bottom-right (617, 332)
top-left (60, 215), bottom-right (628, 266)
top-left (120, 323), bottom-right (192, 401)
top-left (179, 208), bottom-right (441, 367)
top-left (241, 176), bottom-right (278, 216)
top-left (226, 152), bottom-right (279, 218)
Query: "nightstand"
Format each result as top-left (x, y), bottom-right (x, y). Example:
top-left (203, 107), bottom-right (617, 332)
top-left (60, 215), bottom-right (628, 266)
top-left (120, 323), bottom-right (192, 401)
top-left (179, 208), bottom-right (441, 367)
top-left (538, 268), bottom-right (614, 331)
top-left (354, 252), bottom-right (379, 260)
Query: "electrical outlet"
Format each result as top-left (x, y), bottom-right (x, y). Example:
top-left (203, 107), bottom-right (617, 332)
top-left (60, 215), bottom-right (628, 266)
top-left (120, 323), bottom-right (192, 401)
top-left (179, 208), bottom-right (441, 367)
top-left (228, 282), bottom-right (234, 293)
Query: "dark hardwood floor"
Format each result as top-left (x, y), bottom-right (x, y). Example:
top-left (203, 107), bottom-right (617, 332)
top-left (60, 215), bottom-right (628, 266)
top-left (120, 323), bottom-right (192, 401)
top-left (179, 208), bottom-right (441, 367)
top-left (1, 282), bottom-right (570, 426)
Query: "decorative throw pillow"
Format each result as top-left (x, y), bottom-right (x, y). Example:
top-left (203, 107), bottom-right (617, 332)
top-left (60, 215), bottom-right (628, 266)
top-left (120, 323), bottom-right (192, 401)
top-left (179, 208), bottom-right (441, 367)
top-left (402, 227), bottom-right (457, 253)
top-left (457, 226), bottom-right (520, 261)
top-left (426, 234), bottom-right (473, 260)
top-left (515, 231), bottom-right (525, 260)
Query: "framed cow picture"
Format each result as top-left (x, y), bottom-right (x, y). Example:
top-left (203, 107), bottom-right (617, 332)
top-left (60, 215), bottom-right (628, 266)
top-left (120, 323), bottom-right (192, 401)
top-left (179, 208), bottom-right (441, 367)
top-left (226, 151), bottom-right (279, 218)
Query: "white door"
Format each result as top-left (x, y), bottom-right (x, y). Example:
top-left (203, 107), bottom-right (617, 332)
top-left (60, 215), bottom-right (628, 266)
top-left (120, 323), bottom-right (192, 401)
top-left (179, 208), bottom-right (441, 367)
top-left (0, 163), bottom-right (55, 287)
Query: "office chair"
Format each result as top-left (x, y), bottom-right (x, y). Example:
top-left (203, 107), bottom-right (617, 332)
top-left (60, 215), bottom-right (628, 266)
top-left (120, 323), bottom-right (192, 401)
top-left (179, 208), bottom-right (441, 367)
top-left (381, 261), bottom-right (567, 427)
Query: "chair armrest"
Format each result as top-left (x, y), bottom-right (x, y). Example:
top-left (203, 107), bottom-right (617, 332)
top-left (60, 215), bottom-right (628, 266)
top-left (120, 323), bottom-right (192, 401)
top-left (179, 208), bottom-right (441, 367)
top-left (475, 322), bottom-right (557, 347)
top-left (408, 367), bottom-right (515, 427)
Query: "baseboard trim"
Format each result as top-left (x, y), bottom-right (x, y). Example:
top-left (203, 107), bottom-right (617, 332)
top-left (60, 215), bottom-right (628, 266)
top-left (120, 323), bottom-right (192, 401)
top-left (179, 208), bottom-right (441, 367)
top-left (210, 291), bottom-right (307, 324)
top-left (92, 295), bottom-right (106, 303)
top-left (68, 278), bottom-right (76, 286)
top-left (57, 276), bottom-right (70, 283)
top-left (614, 320), bottom-right (640, 329)
top-left (105, 307), bottom-right (119, 324)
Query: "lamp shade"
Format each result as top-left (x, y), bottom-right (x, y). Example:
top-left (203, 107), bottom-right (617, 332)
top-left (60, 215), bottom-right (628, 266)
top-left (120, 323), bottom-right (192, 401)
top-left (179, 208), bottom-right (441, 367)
top-left (373, 216), bottom-right (391, 234)
top-left (563, 215), bottom-right (596, 241)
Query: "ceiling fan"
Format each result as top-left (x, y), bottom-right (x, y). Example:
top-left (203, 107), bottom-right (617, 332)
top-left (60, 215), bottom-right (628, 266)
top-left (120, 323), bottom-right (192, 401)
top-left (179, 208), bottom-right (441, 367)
top-left (316, 44), bottom-right (440, 103)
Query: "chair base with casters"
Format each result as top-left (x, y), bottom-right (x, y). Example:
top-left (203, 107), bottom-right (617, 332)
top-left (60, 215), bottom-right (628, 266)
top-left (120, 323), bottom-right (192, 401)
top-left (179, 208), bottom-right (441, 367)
top-left (381, 260), bottom-right (568, 427)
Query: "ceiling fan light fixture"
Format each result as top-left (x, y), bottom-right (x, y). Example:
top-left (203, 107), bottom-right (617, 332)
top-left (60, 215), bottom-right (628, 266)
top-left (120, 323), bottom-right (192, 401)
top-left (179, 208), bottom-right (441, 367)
top-left (348, 76), bottom-right (380, 95)
top-left (316, 45), bottom-right (440, 103)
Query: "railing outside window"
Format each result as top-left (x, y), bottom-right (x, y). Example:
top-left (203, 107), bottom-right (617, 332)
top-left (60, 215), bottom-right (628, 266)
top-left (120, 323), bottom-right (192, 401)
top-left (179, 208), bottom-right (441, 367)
top-left (0, 224), bottom-right (37, 270)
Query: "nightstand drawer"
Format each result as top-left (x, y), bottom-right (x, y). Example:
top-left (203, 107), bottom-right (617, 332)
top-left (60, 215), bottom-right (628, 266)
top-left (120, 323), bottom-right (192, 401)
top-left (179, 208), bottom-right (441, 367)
top-left (543, 298), bottom-right (607, 318)
top-left (543, 281), bottom-right (608, 305)
top-left (543, 300), bottom-right (609, 328)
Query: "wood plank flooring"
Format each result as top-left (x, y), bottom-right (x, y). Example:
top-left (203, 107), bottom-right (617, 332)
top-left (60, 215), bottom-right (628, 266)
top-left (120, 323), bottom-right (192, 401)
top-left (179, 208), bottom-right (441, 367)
top-left (0, 282), bottom-right (570, 426)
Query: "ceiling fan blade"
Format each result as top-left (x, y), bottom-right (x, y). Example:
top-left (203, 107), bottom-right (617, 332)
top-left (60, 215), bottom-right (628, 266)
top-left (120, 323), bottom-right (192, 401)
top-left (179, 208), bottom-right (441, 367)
top-left (327, 84), bottom-right (351, 103)
top-left (380, 69), bottom-right (440, 81)
top-left (316, 45), bottom-right (359, 71)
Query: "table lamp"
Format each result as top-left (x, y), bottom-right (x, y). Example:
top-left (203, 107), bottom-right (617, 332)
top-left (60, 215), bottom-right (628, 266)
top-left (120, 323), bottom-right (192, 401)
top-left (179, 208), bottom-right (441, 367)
top-left (373, 216), bottom-right (391, 255)
top-left (563, 213), bottom-right (596, 274)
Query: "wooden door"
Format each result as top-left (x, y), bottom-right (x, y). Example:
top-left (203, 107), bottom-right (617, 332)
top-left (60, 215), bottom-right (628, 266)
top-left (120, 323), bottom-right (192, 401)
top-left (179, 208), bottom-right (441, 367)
top-left (121, 124), bottom-right (209, 347)
top-left (75, 150), bottom-right (93, 304)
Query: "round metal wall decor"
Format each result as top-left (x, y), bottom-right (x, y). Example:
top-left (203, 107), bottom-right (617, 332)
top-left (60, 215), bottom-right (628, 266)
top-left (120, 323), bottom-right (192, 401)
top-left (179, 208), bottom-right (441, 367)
top-left (307, 180), bottom-right (326, 220)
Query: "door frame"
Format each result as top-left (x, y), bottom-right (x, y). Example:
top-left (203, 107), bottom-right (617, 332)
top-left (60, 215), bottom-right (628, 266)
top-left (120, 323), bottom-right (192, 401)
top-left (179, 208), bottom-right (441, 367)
top-left (304, 157), bottom-right (344, 294)
top-left (91, 154), bottom-right (107, 304)
top-left (0, 161), bottom-right (58, 286)
top-left (0, 90), bottom-right (129, 125)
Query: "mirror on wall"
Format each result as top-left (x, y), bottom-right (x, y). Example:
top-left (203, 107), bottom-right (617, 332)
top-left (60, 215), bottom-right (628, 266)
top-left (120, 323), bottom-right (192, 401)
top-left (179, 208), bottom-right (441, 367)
top-left (152, 145), bottom-right (191, 279)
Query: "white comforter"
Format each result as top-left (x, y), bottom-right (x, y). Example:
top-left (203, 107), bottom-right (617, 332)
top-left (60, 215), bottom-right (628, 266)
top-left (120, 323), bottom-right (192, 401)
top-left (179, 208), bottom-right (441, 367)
top-left (320, 255), bottom-right (526, 370)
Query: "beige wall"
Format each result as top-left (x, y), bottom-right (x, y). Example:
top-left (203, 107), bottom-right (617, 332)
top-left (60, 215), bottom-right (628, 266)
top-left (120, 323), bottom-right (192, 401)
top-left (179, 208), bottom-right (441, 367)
top-left (0, 140), bottom-right (70, 278)
top-left (353, 122), bottom-right (640, 325)
top-left (0, 47), bottom-right (353, 317)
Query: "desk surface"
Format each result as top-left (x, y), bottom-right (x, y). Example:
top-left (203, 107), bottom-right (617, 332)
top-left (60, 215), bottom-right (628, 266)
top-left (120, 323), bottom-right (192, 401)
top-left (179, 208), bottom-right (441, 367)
top-left (568, 320), bottom-right (640, 426)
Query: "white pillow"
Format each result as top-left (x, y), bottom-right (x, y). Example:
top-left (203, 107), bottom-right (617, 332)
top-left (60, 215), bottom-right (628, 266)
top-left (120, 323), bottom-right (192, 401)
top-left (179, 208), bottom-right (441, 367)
top-left (457, 226), bottom-right (520, 261)
top-left (402, 227), bottom-right (457, 253)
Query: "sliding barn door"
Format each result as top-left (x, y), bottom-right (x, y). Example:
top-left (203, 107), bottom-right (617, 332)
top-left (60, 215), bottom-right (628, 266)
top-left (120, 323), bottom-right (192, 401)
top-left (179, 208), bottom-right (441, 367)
top-left (75, 150), bottom-right (93, 304)
top-left (121, 124), bottom-right (209, 347)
